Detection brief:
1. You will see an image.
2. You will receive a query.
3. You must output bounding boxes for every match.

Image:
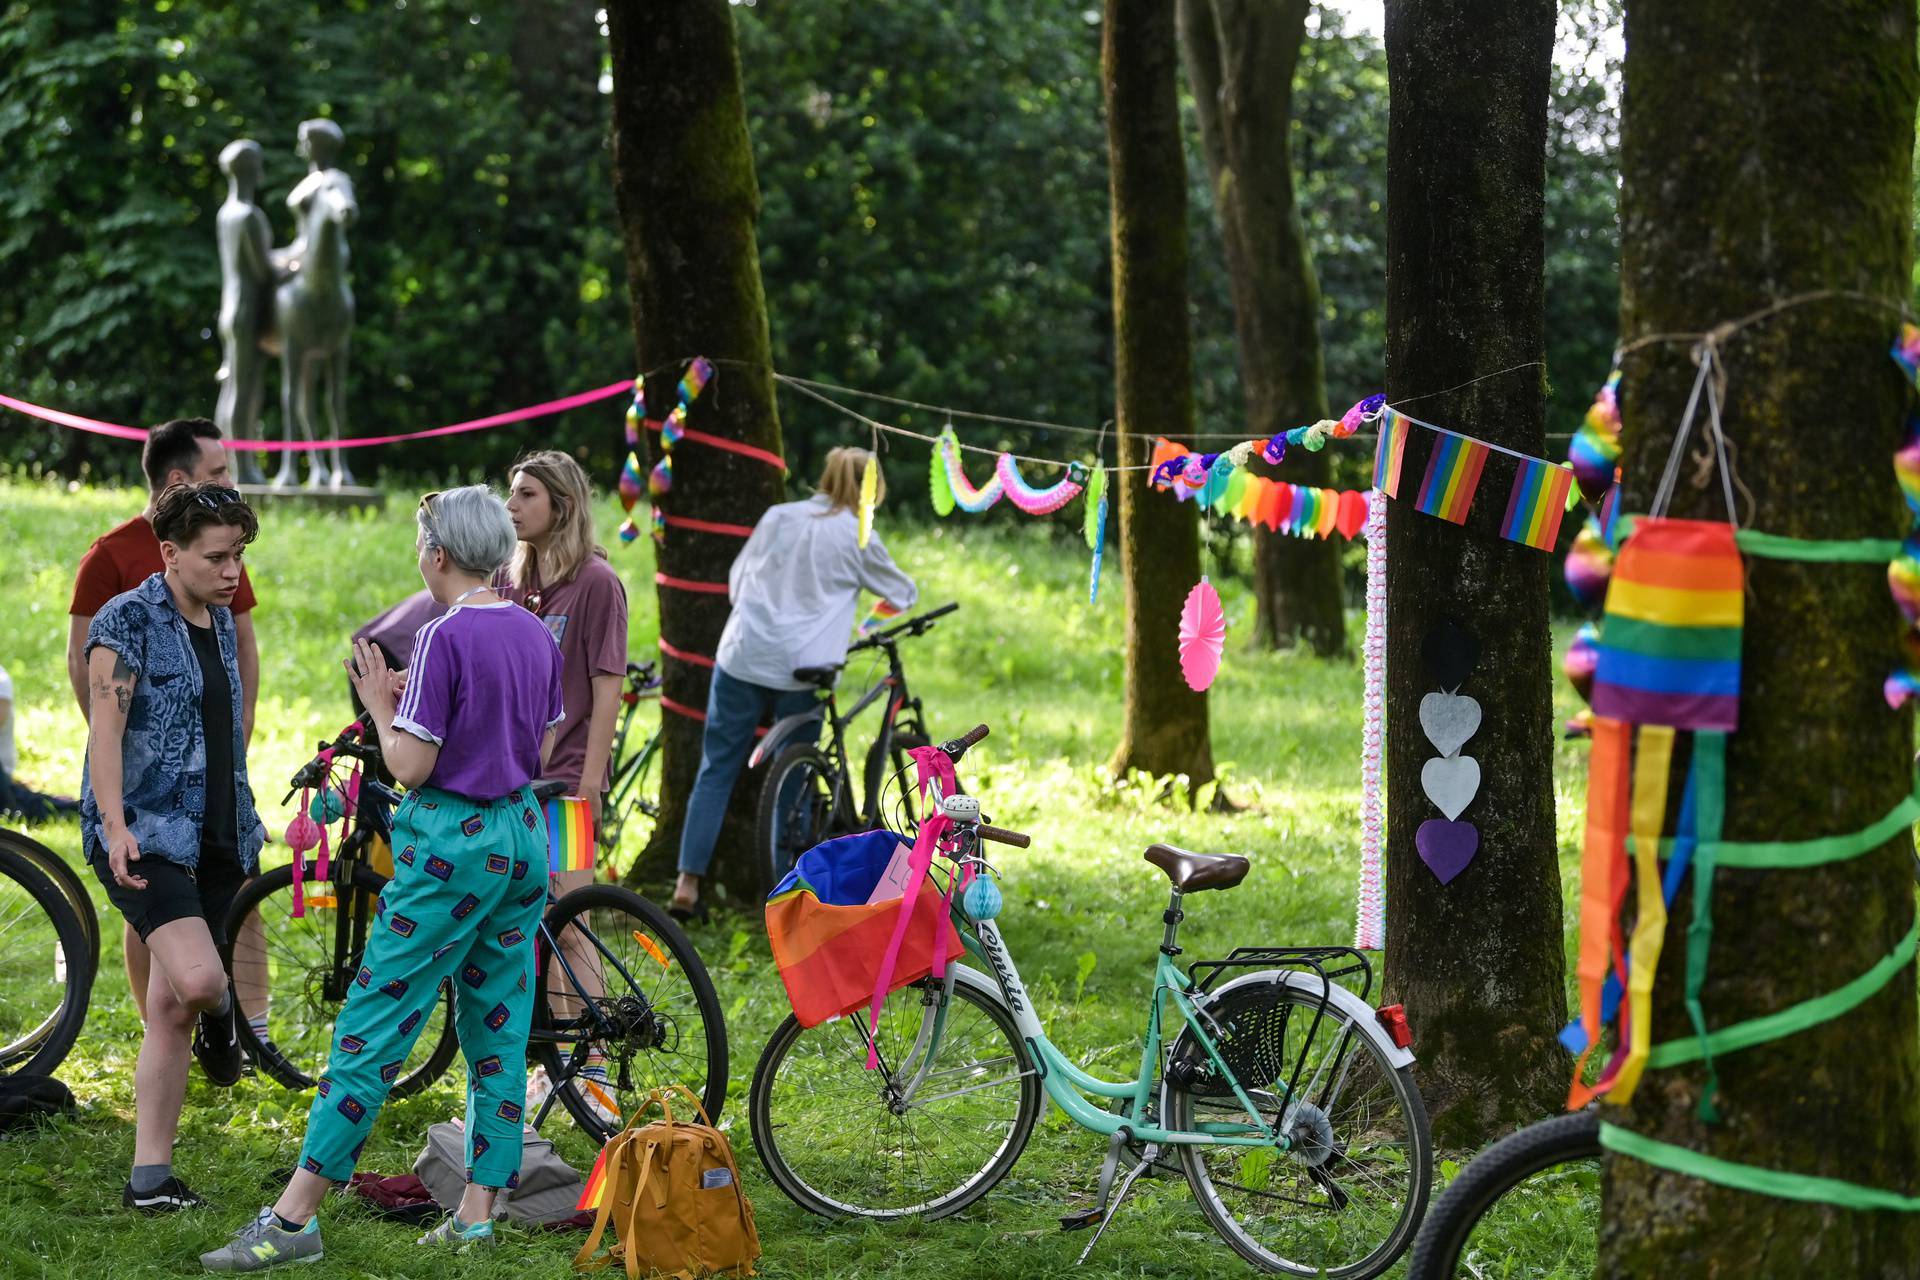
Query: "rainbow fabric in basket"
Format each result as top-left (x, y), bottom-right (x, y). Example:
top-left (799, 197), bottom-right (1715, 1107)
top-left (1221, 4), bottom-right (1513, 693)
top-left (545, 795), bottom-right (596, 874)
top-left (765, 829), bottom-right (963, 1029)
top-left (1589, 517), bottom-right (1744, 732)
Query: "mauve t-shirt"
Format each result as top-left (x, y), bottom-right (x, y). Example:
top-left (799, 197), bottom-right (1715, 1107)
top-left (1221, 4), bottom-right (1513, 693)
top-left (391, 602), bottom-right (565, 800)
top-left (497, 553), bottom-right (629, 794)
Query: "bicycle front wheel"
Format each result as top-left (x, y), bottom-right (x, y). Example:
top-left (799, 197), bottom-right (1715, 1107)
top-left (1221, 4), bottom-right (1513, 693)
top-left (757, 744), bottom-right (846, 888)
top-left (0, 841), bottom-right (91, 1079)
top-left (225, 861), bottom-right (458, 1098)
top-left (1168, 981), bottom-right (1432, 1278)
top-left (531, 884), bottom-right (727, 1142)
top-left (749, 973), bottom-right (1042, 1220)
top-left (1404, 1110), bottom-right (1601, 1280)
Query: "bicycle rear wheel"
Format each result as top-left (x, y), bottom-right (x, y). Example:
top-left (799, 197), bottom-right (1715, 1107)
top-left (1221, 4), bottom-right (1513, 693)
top-left (758, 744), bottom-right (848, 888)
top-left (0, 830), bottom-right (100, 984)
top-left (0, 841), bottom-right (91, 1079)
top-left (225, 861), bottom-right (458, 1098)
top-left (1404, 1110), bottom-right (1601, 1280)
top-left (530, 883), bottom-right (727, 1143)
top-left (601, 732), bottom-right (660, 855)
top-left (1167, 980), bottom-right (1432, 1278)
top-left (749, 973), bottom-right (1042, 1220)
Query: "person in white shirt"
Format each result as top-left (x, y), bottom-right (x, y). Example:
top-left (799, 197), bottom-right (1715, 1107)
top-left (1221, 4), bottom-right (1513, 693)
top-left (0, 661), bottom-right (79, 823)
top-left (672, 447), bottom-right (917, 916)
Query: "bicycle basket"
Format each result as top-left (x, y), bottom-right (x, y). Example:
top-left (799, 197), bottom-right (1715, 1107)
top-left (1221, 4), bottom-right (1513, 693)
top-left (764, 829), bottom-right (963, 1029)
top-left (1168, 980), bottom-right (1319, 1098)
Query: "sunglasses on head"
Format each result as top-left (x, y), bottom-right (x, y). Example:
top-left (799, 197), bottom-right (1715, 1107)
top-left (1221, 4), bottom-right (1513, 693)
top-left (192, 487), bottom-right (242, 511)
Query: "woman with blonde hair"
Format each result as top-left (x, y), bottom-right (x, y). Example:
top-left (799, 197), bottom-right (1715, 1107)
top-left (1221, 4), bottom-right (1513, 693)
top-left (497, 449), bottom-right (629, 1123)
top-left (672, 446), bottom-right (917, 917)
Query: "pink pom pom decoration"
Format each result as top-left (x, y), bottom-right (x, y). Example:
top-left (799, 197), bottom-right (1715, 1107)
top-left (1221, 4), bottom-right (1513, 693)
top-left (1177, 577), bottom-right (1226, 692)
top-left (285, 812), bottom-right (322, 855)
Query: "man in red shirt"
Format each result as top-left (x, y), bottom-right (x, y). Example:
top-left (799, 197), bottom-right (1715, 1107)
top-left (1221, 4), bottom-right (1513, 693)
top-left (68, 418), bottom-right (262, 1024)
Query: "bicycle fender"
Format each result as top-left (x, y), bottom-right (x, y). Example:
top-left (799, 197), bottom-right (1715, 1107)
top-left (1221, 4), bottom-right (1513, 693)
top-left (749, 709), bottom-right (826, 769)
top-left (1196, 968), bottom-right (1416, 1071)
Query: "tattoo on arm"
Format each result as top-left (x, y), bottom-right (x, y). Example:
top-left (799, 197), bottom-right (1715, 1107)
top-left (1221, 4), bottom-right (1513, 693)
top-left (92, 652), bottom-right (136, 716)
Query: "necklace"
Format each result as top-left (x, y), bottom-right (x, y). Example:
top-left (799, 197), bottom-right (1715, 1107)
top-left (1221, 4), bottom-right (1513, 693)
top-left (452, 584), bottom-right (494, 606)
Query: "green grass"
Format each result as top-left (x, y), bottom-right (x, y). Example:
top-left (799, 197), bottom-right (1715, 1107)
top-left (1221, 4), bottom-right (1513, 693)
top-left (0, 476), bottom-right (1599, 1278)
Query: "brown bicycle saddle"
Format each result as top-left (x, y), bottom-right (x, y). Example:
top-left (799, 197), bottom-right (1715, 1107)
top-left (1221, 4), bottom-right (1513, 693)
top-left (1143, 843), bottom-right (1250, 892)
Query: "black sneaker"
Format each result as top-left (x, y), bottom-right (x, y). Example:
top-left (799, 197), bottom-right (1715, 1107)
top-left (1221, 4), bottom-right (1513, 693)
top-left (123, 1175), bottom-right (208, 1214)
top-left (193, 1002), bottom-right (244, 1087)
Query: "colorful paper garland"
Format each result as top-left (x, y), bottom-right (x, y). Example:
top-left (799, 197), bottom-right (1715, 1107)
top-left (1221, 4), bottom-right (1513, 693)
top-left (929, 429), bottom-right (1088, 517)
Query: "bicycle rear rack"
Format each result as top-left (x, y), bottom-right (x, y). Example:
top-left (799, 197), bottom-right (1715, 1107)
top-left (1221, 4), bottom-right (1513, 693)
top-left (1186, 945), bottom-right (1373, 1002)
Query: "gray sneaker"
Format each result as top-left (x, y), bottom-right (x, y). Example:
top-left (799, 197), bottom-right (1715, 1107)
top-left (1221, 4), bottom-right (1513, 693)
top-left (200, 1207), bottom-right (323, 1272)
top-left (417, 1212), bottom-right (497, 1250)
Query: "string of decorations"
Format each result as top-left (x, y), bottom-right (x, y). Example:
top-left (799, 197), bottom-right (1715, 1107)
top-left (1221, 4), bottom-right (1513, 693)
top-left (617, 357), bottom-right (717, 544)
top-left (1887, 324), bottom-right (1920, 705)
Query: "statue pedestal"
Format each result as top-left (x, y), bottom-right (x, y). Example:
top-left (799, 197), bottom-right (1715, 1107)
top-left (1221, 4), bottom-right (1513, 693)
top-left (236, 482), bottom-right (385, 512)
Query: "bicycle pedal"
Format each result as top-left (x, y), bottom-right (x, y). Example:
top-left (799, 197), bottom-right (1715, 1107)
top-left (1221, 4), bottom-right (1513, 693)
top-left (1059, 1207), bottom-right (1102, 1232)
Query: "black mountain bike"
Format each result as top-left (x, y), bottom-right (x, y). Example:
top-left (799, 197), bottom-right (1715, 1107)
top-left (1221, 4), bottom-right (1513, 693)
top-left (754, 602), bottom-right (957, 887)
top-left (0, 827), bottom-right (96, 1080)
top-left (598, 660), bottom-right (663, 855)
top-left (225, 720), bottom-right (727, 1141)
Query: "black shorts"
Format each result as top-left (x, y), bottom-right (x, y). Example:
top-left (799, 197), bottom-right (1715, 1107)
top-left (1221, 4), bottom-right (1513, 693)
top-left (91, 845), bottom-right (248, 948)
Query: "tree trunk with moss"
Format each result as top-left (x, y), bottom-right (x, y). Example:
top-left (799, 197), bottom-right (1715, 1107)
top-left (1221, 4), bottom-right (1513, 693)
top-left (605, 0), bottom-right (787, 897)
top-left (1104, 0), bottom-right (1213, 785)
top-left (1178, 0), bottom-right (1345, 657)
top-left (1380, 0), bottom-right (1566, 1148)
top-left (1596, 4), bottom-right (1920, 1273)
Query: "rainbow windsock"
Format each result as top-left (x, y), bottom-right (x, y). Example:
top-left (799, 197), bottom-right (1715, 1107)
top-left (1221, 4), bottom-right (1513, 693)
top-left (1372, 408), bottom-right (1411, 497)
top-left (1414, 432), bottom-right (1490, 524)
top-left (545, 795), bottom-right (596, 874)
top-left (1590, 518), bottom-right (1743, 731)
top-left (1501, 458), bottom-right (1576, 551)
top-left (576, 1145), bottom-right (609, 1211)
top-left (859, 598), bottom-right (903, 636)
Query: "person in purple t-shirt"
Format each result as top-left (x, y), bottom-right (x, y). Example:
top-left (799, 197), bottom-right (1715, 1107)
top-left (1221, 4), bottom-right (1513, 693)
top-left (204, 486), bottom-right (564, 1270)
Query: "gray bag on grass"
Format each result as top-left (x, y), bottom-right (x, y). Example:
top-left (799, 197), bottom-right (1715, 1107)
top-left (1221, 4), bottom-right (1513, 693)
top-left (414, 1120), bottom-right (585, 1224)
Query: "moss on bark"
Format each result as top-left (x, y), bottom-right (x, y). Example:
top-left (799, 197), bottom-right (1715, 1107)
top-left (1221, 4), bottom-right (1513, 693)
top-left (1179, 0), bottom-right (1346, 657)
top-left (1380, 0), bottom-right (1568, 1146)
top-left (1598, 4), bottom-right (1920, 1273)
top-left (605, 0), bottom-right (788, 897)
top-left (1104, 0), bottom-right (1214, 783)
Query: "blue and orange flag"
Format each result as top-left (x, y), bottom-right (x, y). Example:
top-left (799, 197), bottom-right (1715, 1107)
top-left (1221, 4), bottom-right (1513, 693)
top-left (1414, 432), bottom-right (1490, 524)
top-left (1500, 458), bottom-right (1576, 551)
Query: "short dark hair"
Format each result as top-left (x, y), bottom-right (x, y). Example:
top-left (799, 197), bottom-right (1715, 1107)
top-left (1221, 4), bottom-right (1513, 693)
top-left (151, 483), bottom-right (259, 549)
top-left (142, 418), bottom-right (222, 491)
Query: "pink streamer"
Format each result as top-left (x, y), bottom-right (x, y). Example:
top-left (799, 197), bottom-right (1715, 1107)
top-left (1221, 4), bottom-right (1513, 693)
top-left (1355, 490), bottom-right (1387, 951)
top-left (864, 811), bottom-right (954, 1070)
top-left (0, 380), bottom-right (632, 452)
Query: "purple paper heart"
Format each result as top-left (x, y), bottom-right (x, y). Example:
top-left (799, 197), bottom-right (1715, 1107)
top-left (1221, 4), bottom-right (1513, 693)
top-left (1416, 819), bottom-right (1479, 884)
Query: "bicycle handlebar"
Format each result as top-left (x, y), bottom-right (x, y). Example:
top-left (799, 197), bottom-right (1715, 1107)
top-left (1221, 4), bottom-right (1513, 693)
top-left (849, 601), bottom-right (960, 652)
top-left (978, 824), bottom-right (1030, 848)
top-left (940, 723), bottom-right (990, 762)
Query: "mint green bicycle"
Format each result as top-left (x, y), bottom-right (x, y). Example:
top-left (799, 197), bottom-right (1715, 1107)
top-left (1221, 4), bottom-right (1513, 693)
top-left (748, 725), bottom-right (1433, 1277)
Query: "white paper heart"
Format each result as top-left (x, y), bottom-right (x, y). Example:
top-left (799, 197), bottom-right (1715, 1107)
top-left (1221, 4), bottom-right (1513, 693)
top-left (1421, 755), bottom-right (1481, 821)
top-left (1419, 691), bottom-right (1483, 758)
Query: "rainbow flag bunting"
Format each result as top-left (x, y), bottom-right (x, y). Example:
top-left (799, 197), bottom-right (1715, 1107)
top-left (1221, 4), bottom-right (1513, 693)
top-left (1372, 408), bottom-right (1412, 497)
top-left (1414, 431), bottom-right (1490, 524)
top-left (545, 795), bottom-right (596, 874)
top-left (1500, 458), bottom-right (1576, 551)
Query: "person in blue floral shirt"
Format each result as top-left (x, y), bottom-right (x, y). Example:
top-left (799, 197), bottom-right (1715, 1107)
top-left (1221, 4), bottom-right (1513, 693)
top-left (81, 482), bottom-right (266, 1214)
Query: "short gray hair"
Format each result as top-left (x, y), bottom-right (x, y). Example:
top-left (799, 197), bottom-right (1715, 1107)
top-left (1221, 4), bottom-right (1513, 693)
top-left (417, 485), bottom-right (517, 577)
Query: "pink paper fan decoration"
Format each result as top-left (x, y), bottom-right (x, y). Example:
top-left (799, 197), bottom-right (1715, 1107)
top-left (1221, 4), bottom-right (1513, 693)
top-left (1178, 577), bottom-right (1226, 691)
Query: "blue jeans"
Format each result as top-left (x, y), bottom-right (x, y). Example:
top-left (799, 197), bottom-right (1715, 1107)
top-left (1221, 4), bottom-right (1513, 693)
top-left (677, 666), bottom-right (820, 877)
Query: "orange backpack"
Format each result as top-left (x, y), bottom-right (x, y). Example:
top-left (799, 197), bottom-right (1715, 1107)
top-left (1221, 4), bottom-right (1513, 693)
top-left (573, 1085), bottom-right (760, 1279)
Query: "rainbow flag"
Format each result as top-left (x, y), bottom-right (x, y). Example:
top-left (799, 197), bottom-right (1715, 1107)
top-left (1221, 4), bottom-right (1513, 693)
top-left (1414, 431), bottom-right (1491, 524)
top-left (859, 599), bottom-right (903, 636)
top-left (1590, 518), bottom-right (1743, 731)
top-left (1372, 408), bottom-right (1411, 497)
top-left (545, 795), bottom-right (596, 874)
top-left (577, 1144), bottom-right (610, 1211)
top-left (1500, 458), bottom-right (1576, 551)
top-left (765, 830), bottom-right (962, 1028)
